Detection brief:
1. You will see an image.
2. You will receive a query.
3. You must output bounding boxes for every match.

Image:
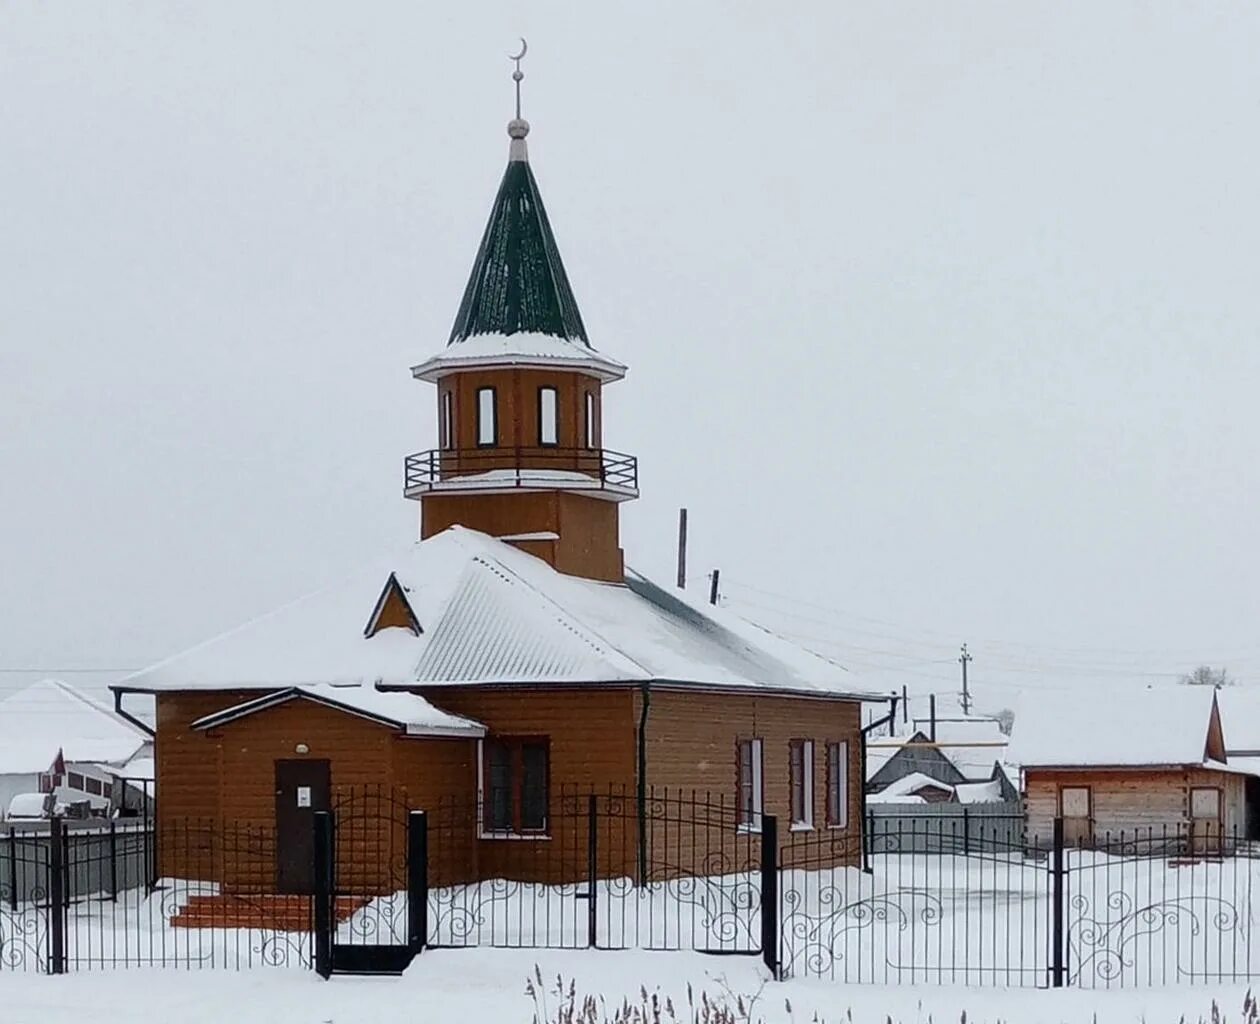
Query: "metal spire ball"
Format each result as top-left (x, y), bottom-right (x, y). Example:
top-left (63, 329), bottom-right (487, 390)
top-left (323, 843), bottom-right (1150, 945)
top-left (507, 38), bottom-right (530, 143)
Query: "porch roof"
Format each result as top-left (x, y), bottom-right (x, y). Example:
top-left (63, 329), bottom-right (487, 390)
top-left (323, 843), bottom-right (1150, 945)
top-left (191, 684), bottom-right (485, 738)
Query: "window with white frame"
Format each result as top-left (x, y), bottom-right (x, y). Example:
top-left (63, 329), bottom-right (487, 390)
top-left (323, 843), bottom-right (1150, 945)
top-left (584, 391), bottom-right (596, 449)
top-left (826, 741), bottom-right (848, 828)
top-left (538, 387), bottom-right (558, 446)
top-left (476, 387), bottom-right (497, 447)
top-left (789, 739), bottom-right (814, 829)
top-left (737, 738), bottom-right (763, 831)
top-left (440, 391), bottom-right (454, 450)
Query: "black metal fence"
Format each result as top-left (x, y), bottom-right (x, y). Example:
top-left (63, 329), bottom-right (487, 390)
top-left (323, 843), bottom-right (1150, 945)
top-left (7, 795), bottom-right (1260, 989)
top-left (0, 816), bottom-right (312, 973)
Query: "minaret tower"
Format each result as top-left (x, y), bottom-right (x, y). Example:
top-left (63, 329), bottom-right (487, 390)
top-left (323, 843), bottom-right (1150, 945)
top-left (405, 43), bottom-right (637, 583)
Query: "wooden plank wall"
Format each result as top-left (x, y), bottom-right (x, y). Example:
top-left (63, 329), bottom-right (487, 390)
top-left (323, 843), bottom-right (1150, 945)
top-left (1025, 767), bottom-right (1248, 847)
top-left (416, 686), bottom-right (637, 884)
top-left (639, 690), bottom-right (864, 872)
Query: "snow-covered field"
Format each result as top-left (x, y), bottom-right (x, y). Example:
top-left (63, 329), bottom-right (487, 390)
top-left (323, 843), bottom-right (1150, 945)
top-left (1, 948), bottom-right (1255, 1024)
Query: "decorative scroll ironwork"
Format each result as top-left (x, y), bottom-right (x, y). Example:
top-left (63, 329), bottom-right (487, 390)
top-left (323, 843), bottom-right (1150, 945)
top-left (0, 893), bottom-right (48, 972)
top-left (1068, 892), bottom-right (1247, 985)
top-left (778, 885), bottom-right (944, 980)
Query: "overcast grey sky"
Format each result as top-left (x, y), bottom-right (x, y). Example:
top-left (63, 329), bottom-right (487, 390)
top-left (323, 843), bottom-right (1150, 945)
top-left (3, 2), bottom-right (1259, 711)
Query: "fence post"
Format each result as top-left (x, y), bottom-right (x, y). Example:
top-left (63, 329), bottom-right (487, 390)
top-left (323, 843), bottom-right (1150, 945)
top-left (408, 811), bottom-right (428, 954)
top-left (586, 794), bottom-right (598, 949)
top-left (313, 811), bottom-right (333, 979)
top-left (7, 826), bottom-right (16, 911)
top-left (1051, 816), bottom-right (1066, 988)
top-left (962, 807), bottom-right (970, 856)
top-left (760, 814), bottom-right (779, 979)
top-left (48, 816), bottom-right (66, 975)
top-left (109, 822), bottom-right (118, 901)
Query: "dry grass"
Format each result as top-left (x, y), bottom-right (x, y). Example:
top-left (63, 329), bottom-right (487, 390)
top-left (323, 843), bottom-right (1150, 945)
top-left (525, 967), bottom-right (1260, 1024)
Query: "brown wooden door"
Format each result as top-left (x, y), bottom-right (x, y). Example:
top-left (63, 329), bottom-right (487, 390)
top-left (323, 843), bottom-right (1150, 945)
top-left (1190, 786), bottom-right (1223, 856)
top-left (274, 759), bottom-right (330, 894)
top-left (1060, 785), bottom-right (1093, 847)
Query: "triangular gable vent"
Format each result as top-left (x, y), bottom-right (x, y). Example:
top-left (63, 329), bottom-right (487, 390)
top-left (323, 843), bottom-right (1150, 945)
top-left (363, 573), bottom-right (422, 638)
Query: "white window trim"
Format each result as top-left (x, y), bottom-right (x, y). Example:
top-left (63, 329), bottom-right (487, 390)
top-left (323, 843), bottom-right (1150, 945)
top-left (790, 739), bottom-right (814, 832)
top-left (828, 740), bottom-right (849, 831)
top-left (441, 391), bottom-right (454, 450)
top-left (737, 738), bottom-right (764, 834)
top-left (476, 388), bottom-right (497, 447)
top-left (584, 391), bottom-right (596, 450)
top-left (539, 387), bottom-right (558, 446)
top-left (475, 737), bottom-right (551, 842)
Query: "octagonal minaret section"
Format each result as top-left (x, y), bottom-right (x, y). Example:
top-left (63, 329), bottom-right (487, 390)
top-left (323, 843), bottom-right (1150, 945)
top-left (406, 88), bottom-right (637, 583)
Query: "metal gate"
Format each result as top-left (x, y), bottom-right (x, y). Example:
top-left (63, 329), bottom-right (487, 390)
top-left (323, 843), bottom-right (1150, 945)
top-left (778, 814), bottom-right (1056, 984)
top-left (314, 786), bottom-right (425, 976)
top-left (1065, 827), bottom-right (1260, 988)
top-left (0, 828), bottom-right (51, 972)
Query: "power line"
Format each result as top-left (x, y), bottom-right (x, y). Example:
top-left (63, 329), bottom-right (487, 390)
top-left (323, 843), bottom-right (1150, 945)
top-left (722, 576), bottom-right (1260, 664)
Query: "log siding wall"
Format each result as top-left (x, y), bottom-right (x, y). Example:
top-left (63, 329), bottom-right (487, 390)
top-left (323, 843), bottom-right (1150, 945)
top-left (1024, 767), bottom-right (1247, 847)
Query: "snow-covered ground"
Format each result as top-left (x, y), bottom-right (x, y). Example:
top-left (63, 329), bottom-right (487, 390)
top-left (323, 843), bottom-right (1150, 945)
top-left (1, 948), bottom-right (1255, 1024)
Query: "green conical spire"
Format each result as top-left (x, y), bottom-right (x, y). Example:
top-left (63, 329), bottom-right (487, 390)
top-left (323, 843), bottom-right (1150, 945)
top-left (447, 133), bottom-right (589, 346)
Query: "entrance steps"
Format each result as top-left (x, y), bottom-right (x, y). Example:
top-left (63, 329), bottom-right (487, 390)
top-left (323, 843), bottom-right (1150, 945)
top-left (171, 894), bottom-right (368, 931)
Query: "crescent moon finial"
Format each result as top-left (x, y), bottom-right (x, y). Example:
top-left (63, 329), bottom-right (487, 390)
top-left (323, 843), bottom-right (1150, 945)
top-left (507, 38), bottom-right (529, 129)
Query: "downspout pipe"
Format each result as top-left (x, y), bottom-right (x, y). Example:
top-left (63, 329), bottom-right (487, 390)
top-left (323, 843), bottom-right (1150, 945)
top-left (859, 693), bottom-right (900, 874)
top-left (112, 687), bottom-right (156, 739)
top-left (636, 681), bottom-right (651, 886)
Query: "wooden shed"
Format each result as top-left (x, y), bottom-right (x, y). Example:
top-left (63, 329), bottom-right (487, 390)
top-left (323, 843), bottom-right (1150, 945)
top-left (1011, 688), bottom-right (1250, 852)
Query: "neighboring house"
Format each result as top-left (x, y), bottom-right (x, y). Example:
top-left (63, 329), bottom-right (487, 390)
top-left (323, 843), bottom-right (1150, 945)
top-left (869, 772), bottom-right (956, 804)
top-left (1010, 687), bottom-right (1246, 850)
top-left (1208, 687), bottom-right (1260, 838)
top-left (866, 718), bottom-right (1016, 802)
top-left (112, 104), bottom-right (885, 895)
top-left (0, 679), bottom-right (153, 819)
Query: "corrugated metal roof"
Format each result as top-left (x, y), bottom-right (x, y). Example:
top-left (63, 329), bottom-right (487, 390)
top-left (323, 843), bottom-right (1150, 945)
top-left (118, 527), bottom-right (885, 701)
top-left (413, 556), bottom-right (645, 684)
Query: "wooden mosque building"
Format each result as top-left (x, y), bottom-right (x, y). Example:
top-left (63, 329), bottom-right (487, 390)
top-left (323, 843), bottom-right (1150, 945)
top-left (114, 73), bottom-right (882, 896)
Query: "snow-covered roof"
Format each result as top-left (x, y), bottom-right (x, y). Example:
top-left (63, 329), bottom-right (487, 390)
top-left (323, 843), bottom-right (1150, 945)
top-left (192, 685), bottom-right (485, 738)
top-left (0, 680), bottom-right (151, 775)
top-left (412, 332), bottom-right (627, 384)
top-left (868, 793), bottom-right (928, 806)
top-left (6, 793), bottom-right (51, 820)
top-left (1008, 686), bottom-right (1219, 768)
top-left (954, 779), bottom-right (1007, 805)
top-left (116, 527), bottom-right (882, 701)
top-left (878, 772), bottom-right (953, 799)
top-left (116, 757), bottom-right (155, 782)
top-left (866, 718), bottom-right (1008, 781)
top-left (1213, 688), bottom-right (1260, 754)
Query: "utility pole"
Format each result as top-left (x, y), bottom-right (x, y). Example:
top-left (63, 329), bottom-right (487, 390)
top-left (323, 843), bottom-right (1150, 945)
top-left (959, 643), bottom-right (973, 716)
top-left (676, 508), bottom-right (688, 589)
top-left (709, 569), bottom-right (721, 606)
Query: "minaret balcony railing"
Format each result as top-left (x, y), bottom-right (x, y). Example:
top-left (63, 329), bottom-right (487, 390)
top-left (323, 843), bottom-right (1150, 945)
top-left (404, 446), bottom-right (638, 502)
